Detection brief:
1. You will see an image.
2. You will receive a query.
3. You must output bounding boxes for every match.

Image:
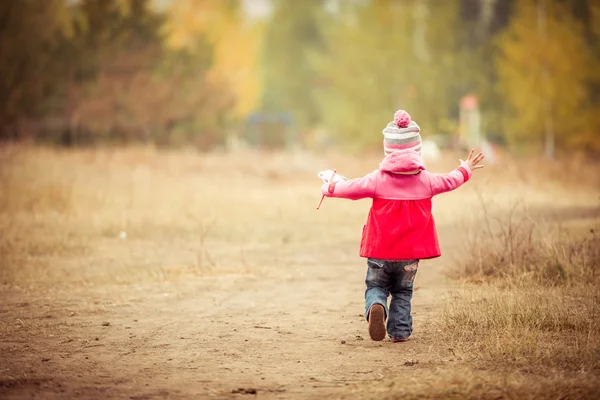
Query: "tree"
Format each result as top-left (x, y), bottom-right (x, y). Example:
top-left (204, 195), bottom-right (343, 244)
top-left (0, 0), bottom-right (75, 139)
top-left (495, 0), bottom-right (593, 155)
top-left (162, 0), bottom-right (263, 120)
top-left (0, 0), bottom-right (168, 144)
top-left (314, 0), bottom-right (469, 151)
top-left (259, 0), bottom-right (327, 131)
top-left (62, 0), bottom-right (166, 144)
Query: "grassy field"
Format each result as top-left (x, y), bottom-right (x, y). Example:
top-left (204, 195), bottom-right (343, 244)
top-left (0, 145), bottom-right (599, 399)
top-left (0, 145), bottom-right (390, 286)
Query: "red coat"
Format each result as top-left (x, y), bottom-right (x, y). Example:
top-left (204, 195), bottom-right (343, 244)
top-left (322, 150), bottom-right (471, 260)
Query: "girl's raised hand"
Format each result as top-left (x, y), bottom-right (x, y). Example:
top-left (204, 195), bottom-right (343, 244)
top-left (459, 149), bottom-right (485, 171)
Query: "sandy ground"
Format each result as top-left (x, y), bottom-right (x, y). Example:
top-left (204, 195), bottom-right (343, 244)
top-left (0, 228), bottom-right (462, 399)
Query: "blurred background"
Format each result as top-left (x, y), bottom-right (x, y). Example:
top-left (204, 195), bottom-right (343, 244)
top-left (1, 0), bottom-right (599, 157)
top-left (1, 2), bottom-right (600, 398)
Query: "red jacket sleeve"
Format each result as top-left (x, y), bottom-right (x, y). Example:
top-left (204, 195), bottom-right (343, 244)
top-left (321, 170), bottom-right (379, 200)
top-left (427, 163), bottom-right (472, 196)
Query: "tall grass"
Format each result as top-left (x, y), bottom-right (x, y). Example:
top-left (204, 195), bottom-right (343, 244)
top-left (442, 286), bottom-right (600, 370)
top-left (0, 145), bottom-right (374, 286)
top-left (453, 197), bottom-right (599, 286)
top-left (442, 198), bottom-right (600, 381)
top-left (357, 367), bottom-right (600, 400)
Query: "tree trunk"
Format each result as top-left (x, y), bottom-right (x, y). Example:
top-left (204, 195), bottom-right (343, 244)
top-left (537, 0), bottom-right (555, 159)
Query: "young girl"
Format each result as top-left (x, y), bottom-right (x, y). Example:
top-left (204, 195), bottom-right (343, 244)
top-left (320, 110), bottom-right (484, 342)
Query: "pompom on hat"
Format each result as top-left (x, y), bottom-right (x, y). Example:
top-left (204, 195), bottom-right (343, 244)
top-left (382, 110), bottom-right (422, 155)
top-left (394, 109), bottom-right (411, 128)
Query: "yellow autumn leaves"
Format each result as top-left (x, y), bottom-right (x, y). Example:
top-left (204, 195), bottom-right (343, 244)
top-left (496, 0), bottom-right (598, 152)
top-left (162, 0), bottom-right (262, 119)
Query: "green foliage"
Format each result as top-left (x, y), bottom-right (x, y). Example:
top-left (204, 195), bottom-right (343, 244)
top-left (0, 0), bottom-right (165, 143)
top-left (495, 0), bottom-right (594, 153)
top-left (260, 0), bottom-right (327, 130)
top-left (0, 0), bottom-right (74, 134)
top-left (312, 0), bottom-right (472, 150)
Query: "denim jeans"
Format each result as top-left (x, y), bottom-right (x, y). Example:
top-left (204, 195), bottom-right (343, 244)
top-left (364, 258), bottom-right (419, 340)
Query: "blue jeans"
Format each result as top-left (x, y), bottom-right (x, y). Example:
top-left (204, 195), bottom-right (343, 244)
top-left (364, 258), bottom-right (419, 340)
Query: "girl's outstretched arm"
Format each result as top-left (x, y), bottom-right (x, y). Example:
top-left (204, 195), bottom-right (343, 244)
top-left (427, 164), bottom-right (472, 196)
top-left (428, 150), bottom-right (484, 196)
top-left (321, 170), bottom-right (379, 200)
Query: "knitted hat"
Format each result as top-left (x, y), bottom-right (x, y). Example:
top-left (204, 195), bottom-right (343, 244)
top-left (382, 110), bottom-right (422, 155)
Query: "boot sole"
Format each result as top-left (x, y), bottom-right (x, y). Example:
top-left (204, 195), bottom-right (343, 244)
top-left (368, 304), bottom-right (386, 341)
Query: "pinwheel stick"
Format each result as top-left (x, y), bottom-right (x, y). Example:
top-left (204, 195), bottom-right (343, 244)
top-left (316, 169), bottom-right (336, 210)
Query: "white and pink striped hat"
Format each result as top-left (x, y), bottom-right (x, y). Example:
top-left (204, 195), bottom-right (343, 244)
top-left (382, 110), bottom-right (421, 155)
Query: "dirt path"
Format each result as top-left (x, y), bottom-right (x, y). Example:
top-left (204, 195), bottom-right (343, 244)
top-left (0, 222), bottom-right (463, 399)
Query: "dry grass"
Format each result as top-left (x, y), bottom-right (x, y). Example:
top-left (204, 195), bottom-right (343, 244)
top-left (454, 200), bottom-right (600, 286)
top-left (441, 196), bottom-right (600, 395)
top-left (442, 286), bottom-right (600, 370)
top-left (2, 145), bottom-right (595, 287)
top-left (0, 145), bottom-right (378, 286)
top-left (356, 367), bottom-right (600, 400)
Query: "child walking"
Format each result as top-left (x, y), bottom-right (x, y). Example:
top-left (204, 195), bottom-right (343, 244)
top-left (320, 110), bottom-right (484, 342)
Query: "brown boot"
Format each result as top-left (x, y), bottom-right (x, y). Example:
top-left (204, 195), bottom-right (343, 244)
top-left (368, 304), bottom-right (386, 341)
